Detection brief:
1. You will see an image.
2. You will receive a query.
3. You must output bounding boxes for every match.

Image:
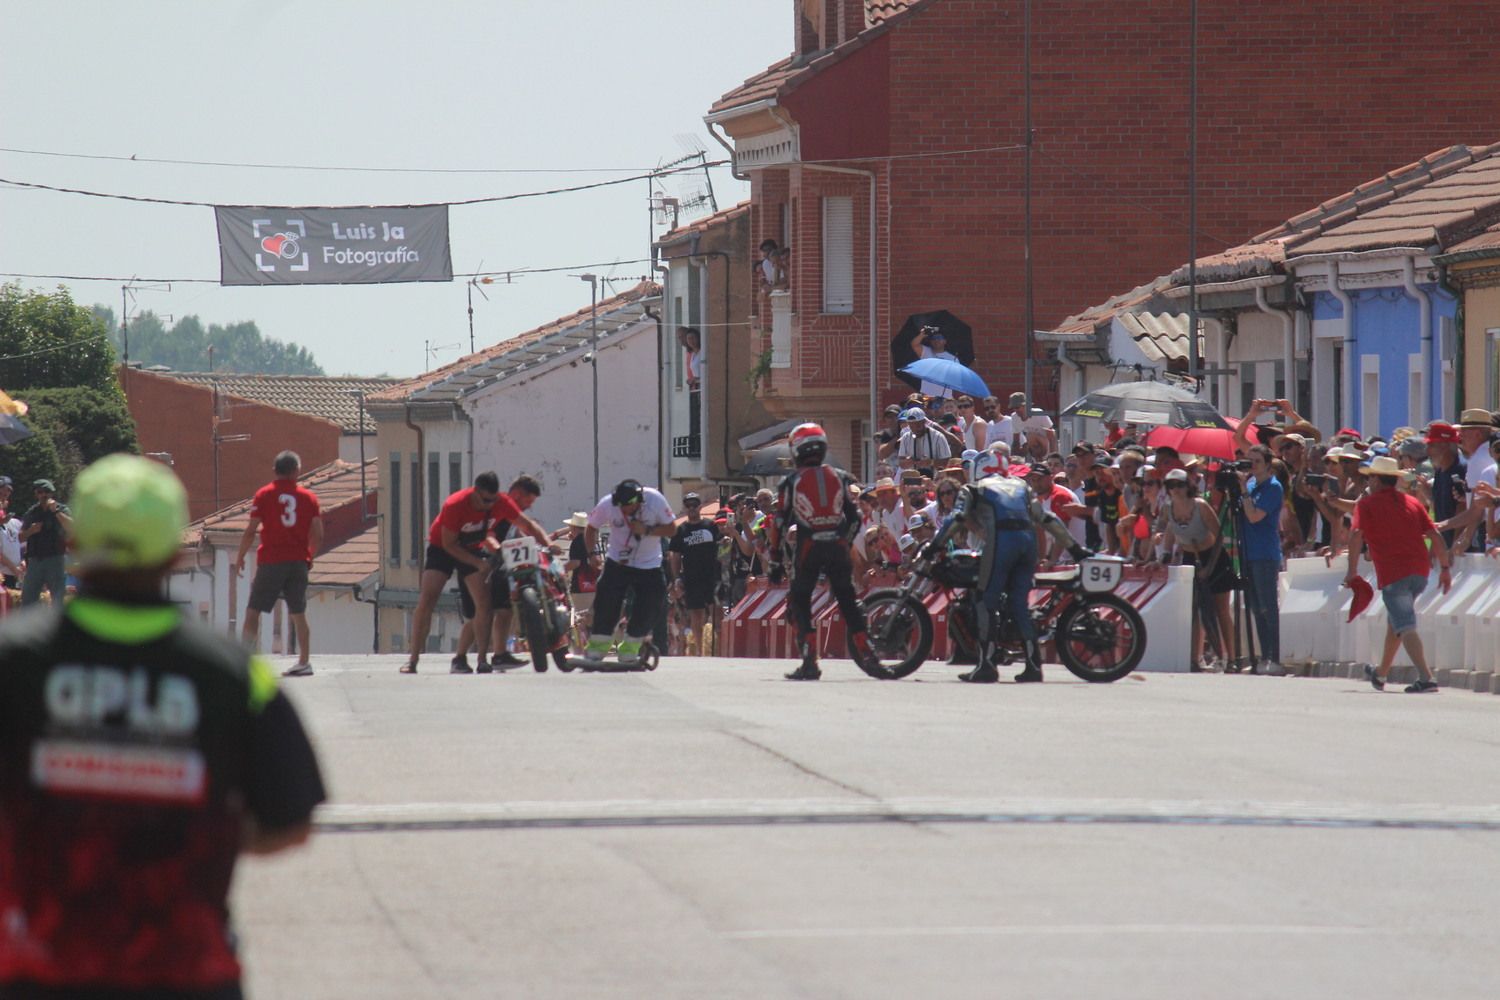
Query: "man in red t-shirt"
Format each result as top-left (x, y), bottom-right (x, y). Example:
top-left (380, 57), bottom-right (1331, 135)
top-left (400, 472), bottom-right (548, 675)
top-left (1345, 456), bottom-right (1452, 693)
top-left (451, 475), bottom-right (551, 672)
top-left (235, 451), bottom-right (323, 677)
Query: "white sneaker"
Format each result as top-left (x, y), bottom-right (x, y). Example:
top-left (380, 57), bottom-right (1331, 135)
top-left (1258, 659), bottom-right (1287, 676)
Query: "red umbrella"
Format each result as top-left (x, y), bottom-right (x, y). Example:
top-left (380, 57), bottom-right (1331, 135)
top-left (1143, 425), bottom-right (1237, 460)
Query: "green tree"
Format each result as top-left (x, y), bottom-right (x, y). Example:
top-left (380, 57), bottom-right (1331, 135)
top-left (1, 387), bottom-right (139, 499)
top-left (1, 283), bottom-right (118, 392)
top-left (93, 305), bottom-right (324, 375)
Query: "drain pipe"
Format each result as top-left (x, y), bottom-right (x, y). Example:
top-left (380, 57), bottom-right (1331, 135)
top-left (1401, 256), bottom-right (1432, 423)
top-left (1327, 261), bottom-right (1355, 430)
top-left (403, 403), bottom-right (424, 562)
top-left (1253, 284), bottom-right (1296, 410)
top-left (644, 301), bottom-right (664, 485)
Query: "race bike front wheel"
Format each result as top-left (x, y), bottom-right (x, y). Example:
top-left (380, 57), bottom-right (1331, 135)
top-left (1054, 592), bottom-right (1146, 683)
top-left (850, 589), bottom-right (932, 679)
top-left (516, 585), bottom-right (551, 673)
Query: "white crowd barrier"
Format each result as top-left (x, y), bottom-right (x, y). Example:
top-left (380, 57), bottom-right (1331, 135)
top-left (1133, 564), bottom-right (1193, 673)
top-left (1279, 553), bottom-right (1500, 685)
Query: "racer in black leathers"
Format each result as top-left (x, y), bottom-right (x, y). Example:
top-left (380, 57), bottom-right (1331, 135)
top-left (929, 464), bottom-right (1086, 683)
top-left (768, 424), bottom-right (889, 681)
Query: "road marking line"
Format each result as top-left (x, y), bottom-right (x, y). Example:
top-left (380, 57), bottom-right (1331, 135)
top-left (313, 797), bottom-right (1500, 835)
top-left (724, 924), bottom-right (1370, 940)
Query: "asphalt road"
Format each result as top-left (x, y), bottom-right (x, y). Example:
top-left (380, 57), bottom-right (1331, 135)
top-left (235, 654), bottom-right (1500, 999)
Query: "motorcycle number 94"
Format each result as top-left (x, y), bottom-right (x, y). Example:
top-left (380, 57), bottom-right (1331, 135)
top-left (1079, 556), bottom-right (1124, 593)
top-left (501, 537), bottom-right (539, 570)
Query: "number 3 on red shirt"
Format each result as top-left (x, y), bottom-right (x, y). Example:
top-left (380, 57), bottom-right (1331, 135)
top-left (279, 493), bottom-right (298, 527)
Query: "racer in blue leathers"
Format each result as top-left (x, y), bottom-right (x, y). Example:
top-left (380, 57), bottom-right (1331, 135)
top-left (928, 453), bottom-right (1086, 683)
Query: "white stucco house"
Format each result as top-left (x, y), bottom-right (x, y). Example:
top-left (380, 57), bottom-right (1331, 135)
top-left (364, 281), bottom-right (662, 654)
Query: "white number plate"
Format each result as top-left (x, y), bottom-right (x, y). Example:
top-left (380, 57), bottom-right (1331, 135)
top-left (1080, 556), bottom-right (1124, 593)
top-left (500, 537), bottom-right (539, 570)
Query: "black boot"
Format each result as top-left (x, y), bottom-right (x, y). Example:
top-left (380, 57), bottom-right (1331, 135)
top-left (786, 638), bottom-right (821, 681)
top-left (959, 661), bottom-right (999, 683)
top-left (1014, 640), bottom-right (1044, 683)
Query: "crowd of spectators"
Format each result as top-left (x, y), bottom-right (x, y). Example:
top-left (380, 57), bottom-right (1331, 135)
top-left (0, 475), bottom-right (74, 607)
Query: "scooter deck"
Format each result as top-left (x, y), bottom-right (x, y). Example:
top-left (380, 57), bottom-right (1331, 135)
top-left (560, 656), bottom-right (658, 673)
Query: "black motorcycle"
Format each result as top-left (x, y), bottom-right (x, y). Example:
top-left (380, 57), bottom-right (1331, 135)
top-left (498, 536), bottom-right (574, 672)
top-left (852, 547), bottom-right (1147, 682)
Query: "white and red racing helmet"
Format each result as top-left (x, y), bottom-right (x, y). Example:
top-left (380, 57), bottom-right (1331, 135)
top-left (790, 422), bottom-right (829, 465)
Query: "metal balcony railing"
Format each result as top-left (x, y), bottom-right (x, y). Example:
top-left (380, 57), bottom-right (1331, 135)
top-left (672, 434), bottom-right (701, 459)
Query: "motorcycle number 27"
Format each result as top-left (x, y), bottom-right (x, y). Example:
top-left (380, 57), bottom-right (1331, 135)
top-left (1079, 557), bottom-right (1124, 593)
top-left (501, 537), bottom-right (539, 570)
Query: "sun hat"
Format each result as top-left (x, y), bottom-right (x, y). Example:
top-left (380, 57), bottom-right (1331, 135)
top-left (70, 454), bottom-right (188, 570)
top-left (32, 479), bottom-right (56, 493)
top-left (1458, 407), bottom-right (1496, 428)
top-left (564, 511), bottom-right (589, 529)
top-left (901, 407), bottom-right (926, 422)
top-left (1278, 433), bottom-right (1307, 448)
top-left (874, 477), bottom-right (898, 493)
top-left (1359, 455), bottom-right (1406, 478)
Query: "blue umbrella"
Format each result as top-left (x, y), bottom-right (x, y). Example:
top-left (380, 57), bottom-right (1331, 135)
top-left (900, 357), bottom-right (989, 398)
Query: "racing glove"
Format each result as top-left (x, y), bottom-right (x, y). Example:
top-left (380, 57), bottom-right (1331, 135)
top-left (1068, 543), bottom-right (1094, 562)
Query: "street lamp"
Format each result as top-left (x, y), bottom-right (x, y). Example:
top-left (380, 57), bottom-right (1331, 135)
top-left (580, 274), bottom-right (599, 499)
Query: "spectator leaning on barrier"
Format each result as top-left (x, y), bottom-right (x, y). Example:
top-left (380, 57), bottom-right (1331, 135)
top-left (1347, 456), bottom-right (1451, 694)
top-left (1457, 409), bottom-right (1497, 552)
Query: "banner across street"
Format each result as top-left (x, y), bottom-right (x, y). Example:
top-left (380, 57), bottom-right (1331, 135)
top-left (214, 204), bottom-right (452, 286)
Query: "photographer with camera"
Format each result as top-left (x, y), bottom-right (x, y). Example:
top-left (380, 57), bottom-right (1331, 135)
top-left (18, 479), bottom-right (71, 607)
top-left (1234, 445), bottom-right (1286, 674)
top-left (908, 324), bottom-right (960, 399)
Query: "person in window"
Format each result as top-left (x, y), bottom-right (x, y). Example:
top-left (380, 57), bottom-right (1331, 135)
top-left (676, 326), bottom-right (703, 439)
top-left (756, 239), bottom-right (780, 290)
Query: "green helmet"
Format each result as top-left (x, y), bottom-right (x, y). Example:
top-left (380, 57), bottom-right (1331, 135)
top-left (72, 454), bottom-right (188, 571)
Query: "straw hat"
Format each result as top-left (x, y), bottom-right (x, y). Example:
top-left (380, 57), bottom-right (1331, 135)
top-left (873, 477), bottom-right (898, 493)
top-left (1458, 408), bottom-right (1496, 428)
top-left (564, 511), bottom-right (589, 530)
top-left (1359, 455), bottom-right (1410, 479)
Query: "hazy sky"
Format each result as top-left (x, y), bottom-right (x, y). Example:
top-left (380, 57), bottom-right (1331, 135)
top-left (0, 1), bottom-right (788, 376)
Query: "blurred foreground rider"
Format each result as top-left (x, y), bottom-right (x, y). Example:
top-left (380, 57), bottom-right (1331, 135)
top-left (0, 454), bottom-right (326, 1000)
top-left (768, 423), bottom-right (889, 681)
top-left (929, 453), bottom-right (1087, 683)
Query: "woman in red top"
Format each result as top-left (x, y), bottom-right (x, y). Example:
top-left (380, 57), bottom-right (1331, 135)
top-left (1345, 457), bottom-right (1452, 693)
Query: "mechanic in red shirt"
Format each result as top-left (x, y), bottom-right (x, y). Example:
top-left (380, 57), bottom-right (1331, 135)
top-left (234, 451), bottom-right (323, 677)
top-left (450, 475), bottom-right (552, 673)
top-left (401, 472), bottom-right (524, 674)
top-left (1346, 455), bottom-right (1452, 693)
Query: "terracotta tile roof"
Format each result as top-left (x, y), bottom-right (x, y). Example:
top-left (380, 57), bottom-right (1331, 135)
top-left (1438, 219), bottom-right (1500, 257)
top-left (709, 1), bottom-right (932, 116)
top-left (184, 459), bottom-right (374, 545)
top-left (1166, 241), bottom-right (1286, 286)
top-left (656, 200), bottom-right (751, 248)
top-left (1044, 276), bottom-right (1195, 364)
top-left (153, 373), bottom-right (398, 433)
top-left (367, 280), bottom-right (661, 405)
top-left (307, 522), bottom-right (379, 588)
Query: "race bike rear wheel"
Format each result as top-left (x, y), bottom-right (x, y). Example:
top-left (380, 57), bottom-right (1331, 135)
top-left (850, 589), bottom-right (932, 679)
top-left (1054, 592), bottom-right (1146, 683)
top-left (517, 586), bottom-right (551, 673)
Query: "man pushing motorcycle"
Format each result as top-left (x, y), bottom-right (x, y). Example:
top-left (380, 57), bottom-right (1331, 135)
top-left (927, 449), bottom-right (1090, 683)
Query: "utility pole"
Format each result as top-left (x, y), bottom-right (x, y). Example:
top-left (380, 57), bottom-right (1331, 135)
top-left (1022, 0), bottom-right (1035, 405)
top-left (1187, 0), bottom-right (1200, 394)
top-left (581, 274), bottom-right (600, 499)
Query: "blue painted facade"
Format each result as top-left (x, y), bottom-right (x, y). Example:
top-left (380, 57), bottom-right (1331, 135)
top-left (1310, 279), bottom-right (1457, 436)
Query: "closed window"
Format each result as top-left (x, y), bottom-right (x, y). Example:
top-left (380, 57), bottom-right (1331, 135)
top-left (389, 453), bottom-right (402, 565)
top-left (822, 196), bottom-right (854, 314)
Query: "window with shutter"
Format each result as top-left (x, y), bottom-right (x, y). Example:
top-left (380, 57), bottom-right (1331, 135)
top-left (822, 196), bottom-right (854, 314)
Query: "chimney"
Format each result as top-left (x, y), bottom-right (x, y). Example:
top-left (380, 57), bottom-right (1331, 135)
top-left (795, 0), bottom-right (823, 57)
top-left (833, 0), bottom-right (867, 45)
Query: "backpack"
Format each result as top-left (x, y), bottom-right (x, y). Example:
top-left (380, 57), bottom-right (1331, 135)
top-left (789, 466), bottom-right (849, 541)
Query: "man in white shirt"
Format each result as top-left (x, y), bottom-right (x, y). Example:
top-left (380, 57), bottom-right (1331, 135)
top-left (1458, 408), bottom-right (1497, 552)
top-left (582, 479), bottom-right (676, 665)
top-left (896, 407), bottom-right (952, 471)
top-left (872, 478), bottom-right (907, 539)
top-left (1009, 391), bottom-right (1056, 460)
top-left (909, 325), bottom-right (959, 399)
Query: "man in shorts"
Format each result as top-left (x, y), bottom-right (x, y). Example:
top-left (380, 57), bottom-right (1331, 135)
top-left (668, 492), bottom-right (721, 656)
top-left (450, 475), bottom-right (551, 672)
top-left (401, 472), bottom-right (517, 674)
top-left (1346, 455), bottom-right (1452, 693)
top-left (235, 450), bottom-right (322, 677)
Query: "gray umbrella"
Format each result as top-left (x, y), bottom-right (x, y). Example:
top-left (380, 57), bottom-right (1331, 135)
top-left (0, 412), bottom-right (32, 446)
top-left (1060, 380), bottom-right (1228, 429)
top-left (741, 440), bottom-right (793, 477)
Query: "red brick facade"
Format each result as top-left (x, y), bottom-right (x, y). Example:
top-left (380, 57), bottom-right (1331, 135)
top-left (122, 367), bottom-right (342, 521)
top-left (721, 0), bottom-right (1500, 453)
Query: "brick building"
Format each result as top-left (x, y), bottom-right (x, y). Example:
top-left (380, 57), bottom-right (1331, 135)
top-left (706, 0), bottom-right (1500, 472)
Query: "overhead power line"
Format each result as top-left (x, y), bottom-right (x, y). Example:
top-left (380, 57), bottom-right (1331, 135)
top-left (0, 257), bottom-right (658, 286)
top-left (0, 161), bottom-right (728, 210)
top-left (0, 145), bottom-right (691, 175)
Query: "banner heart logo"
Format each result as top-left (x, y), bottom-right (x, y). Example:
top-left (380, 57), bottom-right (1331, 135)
top-left (261, 234), bottom-right (289, 256)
